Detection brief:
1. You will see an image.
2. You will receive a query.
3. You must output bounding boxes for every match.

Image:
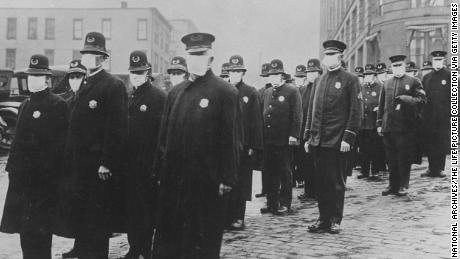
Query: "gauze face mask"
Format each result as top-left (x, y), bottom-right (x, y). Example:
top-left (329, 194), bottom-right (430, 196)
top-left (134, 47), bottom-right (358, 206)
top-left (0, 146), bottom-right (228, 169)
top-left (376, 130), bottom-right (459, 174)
top-left (268, 74), bottom-right (283, 87)
top-left (322, 54), bottom-right (340, 69)
top-left (81, 54), bottom-right (102, 70)
top-left (69, 77), bottom-right (84, 92)
top-left (364, 75), bottom-right (374, 84)
top-left (170, 74), bottom-right (185, 86)
top-left (392, 65), bottom-right (406, 78)
top-left (294, 77), bottom-right (305, 86)
top-left (306, 72), bottom-right (319, 83)
top-left (377, 73), bottom-right (386, 82)
top-left (229, 71), bottom-right (243, 85)
top-left (358, 77), bottom-right (364, 85)
top-left (27, 75), bottom-right (48, 93)
top-left (187, 54), bottom-right (210, 76)
top-left (130, 72), bottom-right (148, 88)
top-left (433, 59), bottom-right (444, 71)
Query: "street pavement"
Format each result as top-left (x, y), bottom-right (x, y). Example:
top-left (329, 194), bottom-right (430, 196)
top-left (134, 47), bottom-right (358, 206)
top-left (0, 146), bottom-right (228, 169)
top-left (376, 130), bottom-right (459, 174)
top-left (0, 156), bottom-right (451, 259)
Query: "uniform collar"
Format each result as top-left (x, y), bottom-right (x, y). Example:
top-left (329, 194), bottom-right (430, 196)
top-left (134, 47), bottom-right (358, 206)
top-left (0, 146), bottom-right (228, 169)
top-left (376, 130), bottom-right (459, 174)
top-left (132, 81), bottom-right (151, 96)
top-left (30, 87), bottom-right (50, 100)
top-left (88, 67), bottom-right (104, 78)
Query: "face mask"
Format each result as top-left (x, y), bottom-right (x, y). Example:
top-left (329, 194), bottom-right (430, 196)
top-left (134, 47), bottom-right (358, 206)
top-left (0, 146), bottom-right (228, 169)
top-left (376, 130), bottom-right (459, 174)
top-left (268, 74), bottom-right (283, 87)
top-left (364, 75), bottom-right (374, 84)
top-left (322, 54), bottom-right (340, 69)
top-left (392, 66), bottom-right (405, 78)
top-left (377, 73), bottom-right (386, 82)
top-left (433, 59), bottom-right (444, 70)
top-left (187, 54), bottom-right (210, 76)
top-left (129, 72), bottom-right (147, 87)
top-left (294, 77), bottom-right (305, 86)
top-left (306, 72), bottom-right (319, 83)
top-left (170, 74), bottom-right (185, 86)
top-left (262, 77), bottom-right (270, 85)
top-left (358, 77), bottom-right (364, 85)
top-left (229, 71), bottom-right (243, 85)
top-left (69, 78), bottom-right (83, 92)
top-left (81, 54), bottom-right (101, 70)
top-left (27, 75), bottom-right (48, 93)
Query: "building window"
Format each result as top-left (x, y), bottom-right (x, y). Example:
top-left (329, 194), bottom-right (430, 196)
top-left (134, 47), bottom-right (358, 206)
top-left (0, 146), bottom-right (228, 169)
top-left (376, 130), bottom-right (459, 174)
top-left (73, 19), bottom-right (83, 40)
top-left (154, 53), bottom-right (159, 72)
top-left (137, 19), bottom-right (147, 40)
top-left (44, 49), bottom-right (55, 66)
top-left (102, 19), bottom-right (111, 39)
top-left (6, 18), bottom-right (17, 40)
top-left (28, 17), bottom-right (38, 40)
top-left (5, 49), bottom-right (16, 69)
top-left (45, 18), bottom-right (55, 40)
top-left (72, 50), bottom-right (81, 60)
top-left (408, 25), bottom-right (447, 65)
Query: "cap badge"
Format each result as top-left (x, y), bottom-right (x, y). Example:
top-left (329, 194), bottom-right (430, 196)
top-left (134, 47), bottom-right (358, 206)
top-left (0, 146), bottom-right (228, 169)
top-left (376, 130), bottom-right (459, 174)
top-left (335, 82), bottom-right (341, 89)
top-left (190, 34), bottom-right (203, 41)
top-left (32, 110), bottom-right (41, 119)
top-left (30, 58), bottom-right (39, 65)
top-left (71, 61), bottom-right (79, 67)
top-left (140, 104), bottom-right (147, 112)
top-left (87, 36), bottom-right (95, 43)
top-left (89, 100), bottom-right (98, 109)
top-left (199, 98), bottom-right (209, 108)
top-left (231, 58), bottom-right (239, 65)
top-left (172, 59), bottom-right (180, 65)
top-left (271, 63), bottom-right (278, 68)
top-left (278, 96), bottom-right (285, 102)
top-left (296, 67), bottom-right (302, 72)
top-left (442, 80), bottom-right (446, 85)
top-left (132, 56), bottom-right (140, 63)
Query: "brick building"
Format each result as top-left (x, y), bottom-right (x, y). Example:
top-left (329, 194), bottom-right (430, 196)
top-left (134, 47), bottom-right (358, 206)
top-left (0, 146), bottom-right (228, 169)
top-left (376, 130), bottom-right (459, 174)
top-left (0, 3), bottom-right (173, 74)
top-left (320, 0), bottom-right (450, 69)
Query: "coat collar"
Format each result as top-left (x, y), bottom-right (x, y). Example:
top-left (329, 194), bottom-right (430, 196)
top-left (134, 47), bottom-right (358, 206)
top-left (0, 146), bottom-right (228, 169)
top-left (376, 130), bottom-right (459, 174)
top-left (79, 69), bottom-right (107, 96)
top-left (132, 81), bottom-right (151, 97)
top-left (30, 87), bottom-right (50, 100)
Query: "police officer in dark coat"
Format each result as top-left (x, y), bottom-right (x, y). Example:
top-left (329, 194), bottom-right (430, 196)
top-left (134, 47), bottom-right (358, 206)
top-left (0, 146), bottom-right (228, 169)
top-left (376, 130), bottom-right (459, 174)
top-left (0, 54), bottom-right (68, 259)
top-left (255, 62), bottom-right (271, 198)
top-left (292, 64), bottom-right (307, 188)
top-left (297, 59), bottom-right (321, 201)
top-left (304, 40), bottom-right (361, 234)
top-left (226, 55), bottom-right (263, 230)
top-left (167, 56), bottom-right (188, 87)
top-left (405, 61), bottom-right (419, 78)
top-left (420, 50), bottom-right (450, 178)
top-left (152, 33), bottom-right (239, 259)
top-left (62, 32), bottom-right (128, 259)
top-left (377, 54), bottom-right (426, 196)
top-left (421, 60), bottom-right (434, 79)
top-left (357, 64), bottom-right (385, 179)
top-left (376, 63), bottom-right (388, 84)
top-left (220, 62), bottom-right (230, 81)
top-left (260, 59), bottom-right (302, 215)
top-left (121, 51), bottom-right (167, 259)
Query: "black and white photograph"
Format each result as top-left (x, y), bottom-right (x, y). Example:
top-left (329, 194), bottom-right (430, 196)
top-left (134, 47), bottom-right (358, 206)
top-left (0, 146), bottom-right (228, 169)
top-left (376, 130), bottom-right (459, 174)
top-left (0, 0), bottom-right (457, 258)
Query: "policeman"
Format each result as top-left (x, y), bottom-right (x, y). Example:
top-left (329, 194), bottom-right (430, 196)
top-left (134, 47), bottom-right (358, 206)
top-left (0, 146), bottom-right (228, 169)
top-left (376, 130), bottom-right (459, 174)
top-left (56, 59), bottom-right (87, 106)
top-left (405, 61), bottom-right (418, 78)
top-left (355, 67), bottom-right (364, 85)
top-left (0, 55), bottom-right (68, 259)
top-left (292, 64), bottom-right (307, 188)
top-left (376, 63), bottom-right (388, 83)
top-left (357, 64), bottom-right (385, 179)
top-left (255, 62), bottom-right (271, 198)
top-left (297, 59), bottom-right (321, 201)
top-left (421, 60), bottom-right (434, 79)
top-left (260, 59), bottom-right (302, 215)
top-left (152, 32), bottom-right (239, 259)
top-left (226, 55), bottom-right (263, 230)
top-left (167, 56), bottom-right (188, 86)
top-left (121, 51), bottom-right (167, 259)
top-left (62, 32), bottom-right (129, 258)
top-left (377, 54), bottom-right (426, 196)
top-left (304, 40), bottom-right (361, 234)
top-left (420, 50), bottom-right (450, 178)
top-left (220, 62), bottom-right (230, 81)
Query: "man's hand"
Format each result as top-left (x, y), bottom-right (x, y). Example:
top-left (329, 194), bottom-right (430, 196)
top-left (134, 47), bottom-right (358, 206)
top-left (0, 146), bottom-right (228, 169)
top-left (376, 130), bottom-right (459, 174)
top-left (248, 148), bottom-right (254, 156)
top-left (98, 165), bottom-right (112, 180)
top-left (304, 142), bottom-right (310, 153)
top-left (340, 141), bottom-right (351, 152)
top-left (395, 95), bottom-right (414, 104)
top-left (288, 136), bottom-right (298, 146)
top-left (219, 183), bottom-right (232, 196)
top-left (377, 126), bottom-right (383, 136)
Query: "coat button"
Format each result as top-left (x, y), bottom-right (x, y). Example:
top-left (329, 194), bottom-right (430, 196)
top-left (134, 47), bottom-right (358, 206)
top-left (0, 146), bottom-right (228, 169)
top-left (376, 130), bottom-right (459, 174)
top-left (267, 125), bottom-right (271, 128)
top-left (267, 114), bottom-right (271, 118)
top-left (269, 105), bottom-right (272, 108)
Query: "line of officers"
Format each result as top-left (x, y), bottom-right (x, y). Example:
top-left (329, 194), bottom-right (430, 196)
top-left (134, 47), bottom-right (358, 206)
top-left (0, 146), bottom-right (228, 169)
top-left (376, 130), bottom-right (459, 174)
top-left (0, 31), bottom-right (451, 259)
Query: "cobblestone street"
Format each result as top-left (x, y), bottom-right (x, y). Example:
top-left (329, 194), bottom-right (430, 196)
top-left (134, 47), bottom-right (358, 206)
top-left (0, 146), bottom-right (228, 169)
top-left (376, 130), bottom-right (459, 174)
top-left (0, 157), bottom-right (451, 259)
